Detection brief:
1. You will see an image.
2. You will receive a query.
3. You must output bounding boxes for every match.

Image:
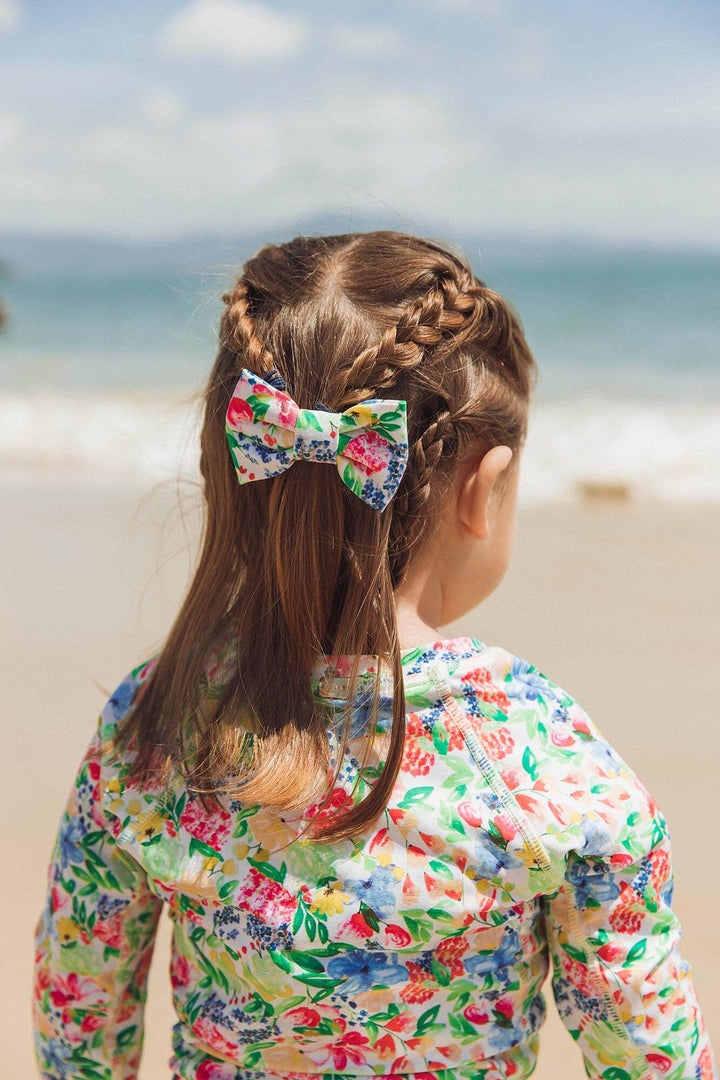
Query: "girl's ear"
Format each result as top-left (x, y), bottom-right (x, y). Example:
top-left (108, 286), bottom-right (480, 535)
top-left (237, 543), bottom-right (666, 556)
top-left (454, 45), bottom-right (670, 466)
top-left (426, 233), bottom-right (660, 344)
top-left (457, 446), bottom-right (514, 541)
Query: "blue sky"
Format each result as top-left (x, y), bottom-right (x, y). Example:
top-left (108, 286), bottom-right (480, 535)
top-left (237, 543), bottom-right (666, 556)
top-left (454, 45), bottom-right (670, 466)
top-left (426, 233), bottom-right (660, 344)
top-left (1, 0), bottom-right (718, 245)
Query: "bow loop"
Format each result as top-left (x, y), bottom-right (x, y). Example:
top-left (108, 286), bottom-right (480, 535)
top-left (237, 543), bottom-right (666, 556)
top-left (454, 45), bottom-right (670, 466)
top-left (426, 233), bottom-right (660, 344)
top-left (225, 368), bottom-right (408, 509)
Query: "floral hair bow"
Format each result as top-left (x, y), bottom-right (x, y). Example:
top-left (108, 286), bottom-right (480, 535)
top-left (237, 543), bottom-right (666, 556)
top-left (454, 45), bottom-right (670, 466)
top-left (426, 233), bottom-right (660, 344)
top-left (225, 368), bottom-right (409, 510)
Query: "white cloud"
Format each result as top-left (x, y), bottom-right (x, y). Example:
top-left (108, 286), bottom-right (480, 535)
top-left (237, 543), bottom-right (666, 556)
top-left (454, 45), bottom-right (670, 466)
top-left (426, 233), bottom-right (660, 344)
top-left (0, 109), bottom-right (22, 148)
top-left (139, 89), bottom-right (186, 129)
top-left (329, 23), bottom-right (403, 58)
top-left (0, 0), bottom-right (21, 34)
top-left (1, 79), bottom-right (719, 249)
top-left (158, 0), bottom-right (308, 63)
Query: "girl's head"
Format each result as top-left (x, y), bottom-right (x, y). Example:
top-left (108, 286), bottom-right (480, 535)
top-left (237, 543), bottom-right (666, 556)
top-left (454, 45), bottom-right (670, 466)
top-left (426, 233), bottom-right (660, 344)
top-left (119, 230), bottom-right (537, 842)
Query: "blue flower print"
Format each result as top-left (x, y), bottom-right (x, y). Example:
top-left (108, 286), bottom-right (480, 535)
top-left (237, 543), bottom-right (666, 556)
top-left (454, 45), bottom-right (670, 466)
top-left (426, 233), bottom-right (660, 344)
top-left (464, 929), bottom-right (523, 978)
top-left (37, 1036), bottom-right (73, 1078)
top-left (577, 817), bottom-right (614, 857)
top-left (471, 839), bottom-right (524, 878)
top-left (343, 863), bottom-right (398, 919)
top-left (57, 815), bottom-right (86, 870)
top-left (505, 658), bottom-right (550, 702)
top-left (108, 678), bottom-right (136, 721)
top-left (326, 950), bottom-right (407, 996)
top-left (566, 856), bottom-right (622, 907)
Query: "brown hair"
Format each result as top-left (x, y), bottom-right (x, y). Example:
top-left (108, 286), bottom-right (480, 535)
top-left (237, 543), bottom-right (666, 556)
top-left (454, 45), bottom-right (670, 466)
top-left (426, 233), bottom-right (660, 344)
top-left (115, 230), bottom-right (537, 844)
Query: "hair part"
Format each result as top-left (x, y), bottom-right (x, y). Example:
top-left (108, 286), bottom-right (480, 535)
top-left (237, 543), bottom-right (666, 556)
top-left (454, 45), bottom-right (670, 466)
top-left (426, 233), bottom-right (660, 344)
top-left (114, 230), bottom-right (537, 844)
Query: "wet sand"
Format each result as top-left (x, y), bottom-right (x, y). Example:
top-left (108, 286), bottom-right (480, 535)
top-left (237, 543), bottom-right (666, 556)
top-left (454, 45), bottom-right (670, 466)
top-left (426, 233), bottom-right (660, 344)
top-left (3, 479), bottom-right (718, 1078)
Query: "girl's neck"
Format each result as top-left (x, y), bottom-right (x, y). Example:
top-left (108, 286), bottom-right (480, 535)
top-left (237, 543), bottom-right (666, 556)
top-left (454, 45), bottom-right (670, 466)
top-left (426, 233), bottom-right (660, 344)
top-left (394, 569), bottom-right (443, 652)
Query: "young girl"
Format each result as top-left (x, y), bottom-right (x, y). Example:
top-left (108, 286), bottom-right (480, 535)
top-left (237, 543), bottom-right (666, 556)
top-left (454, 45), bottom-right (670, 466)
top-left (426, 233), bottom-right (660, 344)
top-left (33, 231), bottom-right (715, 1080)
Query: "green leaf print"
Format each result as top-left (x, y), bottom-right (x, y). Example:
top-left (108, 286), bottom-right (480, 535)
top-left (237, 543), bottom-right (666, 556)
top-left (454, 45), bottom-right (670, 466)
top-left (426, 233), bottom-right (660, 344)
top-left (189, 836), bottom-right (221, 860)
top-left (269, 950), bottom-right (292, 973)
top-left (415, 1004), bottom-right (442, 1035)
top-left (246, 395), bottom-right (270, 420)
top-left (247, 856), bottom-right (287, 883)
top-left (430, 958), bottom-right (452, 986)
top-left (342, 461), bottom-right (364, 497)
top-left (286, 951), bottom-right (324, 972)
top-left (623, 938), bottom-right (647, 966)
top-left (360, 903), bottom-right (380, 931)
top-left (398, 786), bottom-right (434, 809)
top-left (292, 901), bottom-right (305, 935)
top-left (522, 745), bottom-right (540, 781)
top-left (432, 722), bottom-right (449, 755)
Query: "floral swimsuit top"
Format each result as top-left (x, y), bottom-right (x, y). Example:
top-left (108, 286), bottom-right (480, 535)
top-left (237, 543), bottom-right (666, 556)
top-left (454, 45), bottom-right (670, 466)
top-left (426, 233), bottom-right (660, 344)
top-left (33, 636), bottom-right (716, 1080)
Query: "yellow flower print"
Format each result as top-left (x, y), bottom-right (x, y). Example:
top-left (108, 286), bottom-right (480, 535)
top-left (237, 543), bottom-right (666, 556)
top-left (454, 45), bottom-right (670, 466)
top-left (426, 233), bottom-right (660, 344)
top-left (309, 880), bottom-right (351, 916)
top-left (56, 917), bottom-right (81, 945)
top-left (132, 811), bottom-right (167, 844)
top-left (263, 1044), bottom-right (316, 1072)
top-left (345, 403), bottom-right (377, 427)
top-left (250, 806), bottom-right (298, 850)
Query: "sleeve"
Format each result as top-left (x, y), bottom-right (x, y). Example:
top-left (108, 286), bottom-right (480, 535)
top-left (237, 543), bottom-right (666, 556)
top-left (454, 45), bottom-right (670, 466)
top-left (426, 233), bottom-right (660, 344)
top-left (542, 703), bottom-right (717, 1080)
top-left (32, 716), bottom-right (163, 1080)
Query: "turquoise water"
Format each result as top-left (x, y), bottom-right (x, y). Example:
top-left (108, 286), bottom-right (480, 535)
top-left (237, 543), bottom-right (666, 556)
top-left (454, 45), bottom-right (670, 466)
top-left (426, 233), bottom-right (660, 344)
top-left (1, 248), bottom-right (718, 399)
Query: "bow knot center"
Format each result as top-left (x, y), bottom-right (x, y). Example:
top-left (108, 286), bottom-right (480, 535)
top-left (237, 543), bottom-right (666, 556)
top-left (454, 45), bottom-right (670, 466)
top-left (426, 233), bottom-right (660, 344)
top-left (294, 408), bottom-right (342, 464)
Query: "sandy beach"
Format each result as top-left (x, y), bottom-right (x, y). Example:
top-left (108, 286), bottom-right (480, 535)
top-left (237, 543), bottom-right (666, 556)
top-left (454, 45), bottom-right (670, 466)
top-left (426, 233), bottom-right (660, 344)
top-left (3, 479), bottom-right (718, 1078)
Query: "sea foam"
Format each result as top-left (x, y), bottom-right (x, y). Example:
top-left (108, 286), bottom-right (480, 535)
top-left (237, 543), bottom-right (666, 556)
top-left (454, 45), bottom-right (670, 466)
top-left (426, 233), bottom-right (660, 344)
top-left (1, 391), bottom-right (719, 505)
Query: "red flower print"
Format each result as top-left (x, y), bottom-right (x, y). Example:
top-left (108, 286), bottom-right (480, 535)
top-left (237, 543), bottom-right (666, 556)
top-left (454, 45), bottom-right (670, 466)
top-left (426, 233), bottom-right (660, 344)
top-left (307, 785), bottom-right (354, 826)
top-left (340, 912), bottom-right (375, 941)
top-left (344, 430), bottom-right (391, 475)
top-left (482, 727), bottom-right (515, 761)
top-left (646, 1052), bottom-right (673, 1073)
top-left (192, 1017), bottom-right (239, 1059)
top-left (374, 1033), bottom-right (397, 1058)
top-left (492, 813), bottom-right (518, 844)
top-left (197, 1062), bottom-right (230, 1080)
top-left (560, 954), bottom-right (595, 996)
top-left (179, 798), bottom-right (231, 851)
top-left (227, 396), bottom-right (253, 427)
top-left (407, 712), bottom-right (424, 737)
top-left (318, 1029), bottom-right (370, 1070)
top-left (609, 901), bottom-right (644, 935)
top-left (383, 923), bottom-right (412, 947)
top-left (235, 868), bottom-right (297, 925)
top-left (571, 713), bottom-right (592, 736)
top-left (551, 726), bottom-right (575, 747)
top-left (447, 724), bottom-right (464, 750)
top-left (494, 998), bottom-right (514, 1021)
top-left (399, 961), bottom-right (438, 1004)
top-left (461, 669), bottom-right (511, 712)
top-left (649, 847), bottom-right (670, 888)
top-left (171, 953), bottom-right (192, 988)
top-left (457, 799), bottom-right (485, 828)
top-left (80, 1015), bottom-right (104, 1033)
top-left (287, 1006), bottom-right (322, 1028)
top-left (386, 1012), bottom-right (415, 1034)
top-left (93, 914), bottom-right (124, 951)
top-left (404, 739), bottom-right (433, 775)
top-left (464, 1004), bottom-right (489, 1025)
top-left (597, 942), bottom-right (624, 964)
top-left (436, 934), bottom-right (469, 977)
top-left (698, 1047), bottom-right (715, 1080)
top-left (50, 973), bottom-right (107, 1010)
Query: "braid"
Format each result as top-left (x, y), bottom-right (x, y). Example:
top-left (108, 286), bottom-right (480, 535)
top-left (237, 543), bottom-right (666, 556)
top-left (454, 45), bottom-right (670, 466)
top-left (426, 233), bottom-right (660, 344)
top-left (338, 268), bottom-right (489, 407)
top-left (220, 278), bottom-right (276, 373)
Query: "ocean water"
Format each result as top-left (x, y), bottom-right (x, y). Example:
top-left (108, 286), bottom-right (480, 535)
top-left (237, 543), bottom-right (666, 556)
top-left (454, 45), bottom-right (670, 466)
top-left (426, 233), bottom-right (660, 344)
top-left (1, 245), bottom-right (718, 504)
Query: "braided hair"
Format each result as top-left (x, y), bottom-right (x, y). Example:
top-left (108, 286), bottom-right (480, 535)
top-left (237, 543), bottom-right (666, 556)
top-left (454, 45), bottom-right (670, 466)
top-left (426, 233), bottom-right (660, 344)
top-left (116, 230), bottom-right (537, 844)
